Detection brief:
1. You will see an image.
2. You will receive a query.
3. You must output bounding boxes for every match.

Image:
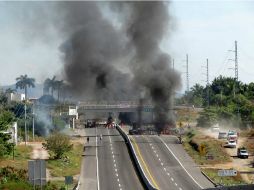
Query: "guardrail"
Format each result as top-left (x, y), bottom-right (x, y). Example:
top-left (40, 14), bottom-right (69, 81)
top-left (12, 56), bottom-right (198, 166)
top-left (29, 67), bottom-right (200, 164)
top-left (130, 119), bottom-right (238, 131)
top-left (116, 125), bottom-right (158, 190)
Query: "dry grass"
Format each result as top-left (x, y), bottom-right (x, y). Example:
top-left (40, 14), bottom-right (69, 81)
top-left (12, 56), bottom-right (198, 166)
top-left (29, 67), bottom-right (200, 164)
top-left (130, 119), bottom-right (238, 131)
top-left (183, 130), bottom-right (231, 165)
top-left (47, 142), bottom-right (83, 177)
top-left (202, 168), bottom-right (245, 186)
top-left (0, 145), bottom-right (33, 170)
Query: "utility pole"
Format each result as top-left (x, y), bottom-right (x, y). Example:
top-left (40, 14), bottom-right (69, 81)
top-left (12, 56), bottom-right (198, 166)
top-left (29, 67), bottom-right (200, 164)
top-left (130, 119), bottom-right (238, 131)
top-left (185, 54), bottom-right (190, 126)
top-left (186, 54), bottom-right (189, 92)
top-left (25, 102), bottom-right (27, 146)
top-left (32, 103), bottom-right (35, 142)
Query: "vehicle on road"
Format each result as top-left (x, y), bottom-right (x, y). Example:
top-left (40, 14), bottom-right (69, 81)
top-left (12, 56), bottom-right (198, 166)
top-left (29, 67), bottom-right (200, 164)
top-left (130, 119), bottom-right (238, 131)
top-left (237, 147), bottom-right (249, 158)
top-left (225, 140), bottom-right (237, 148)
top-left (211, 124), bottom-right (220, 132)
top-left (227, 130), bottom-right (238, 143)
top-left (218, 132), bottom-right (227, 139)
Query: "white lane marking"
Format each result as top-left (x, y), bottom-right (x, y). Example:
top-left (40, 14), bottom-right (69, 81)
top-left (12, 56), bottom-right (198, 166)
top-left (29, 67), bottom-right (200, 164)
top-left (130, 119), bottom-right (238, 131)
top-left (175, 183), bottom-right (178, 186)
top-left (156, 154), bottom-right (159, 157)
top-left (161, 162), bottom-right (164, 166)
top-left (167, 172), bottom-right (170, 176)
top-left (107, 128), bottom-right (123, 190)
top-left (171, 177), bottom-right (174, 181)
top-left (163, 168), bottom-right (166, 171)
top-left (158, 158), bottom-right (161, 161)
top-left (96, 127), bottom-right (100, 190)
top-left (179, 188), bottom-right (182, 190)
top-left (158, 136), bottom-right (204, 189)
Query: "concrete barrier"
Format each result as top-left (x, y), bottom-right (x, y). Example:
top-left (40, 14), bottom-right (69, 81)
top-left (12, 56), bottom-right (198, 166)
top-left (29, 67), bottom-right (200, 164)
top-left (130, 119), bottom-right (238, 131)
top-left (116, 125), bottom-right (157, 190)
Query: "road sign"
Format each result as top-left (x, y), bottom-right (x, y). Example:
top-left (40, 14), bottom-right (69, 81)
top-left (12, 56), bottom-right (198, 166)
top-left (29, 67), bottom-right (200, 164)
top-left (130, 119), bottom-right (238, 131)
top-left (28, 159), bottom-right (46, 186)
top-left (218, 169), bottom-right (237, 177)
top-left (143, 108), bottom-right (153, 112)
top-left (65, 176), bottom-right (73, 185)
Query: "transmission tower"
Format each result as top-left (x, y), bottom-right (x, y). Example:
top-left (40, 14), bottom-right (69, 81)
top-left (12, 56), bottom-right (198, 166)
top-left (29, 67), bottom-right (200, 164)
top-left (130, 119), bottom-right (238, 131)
top-left (203, 58), bottom-right (210, 107)
top-left (229, 41), bottom-right (240, 118)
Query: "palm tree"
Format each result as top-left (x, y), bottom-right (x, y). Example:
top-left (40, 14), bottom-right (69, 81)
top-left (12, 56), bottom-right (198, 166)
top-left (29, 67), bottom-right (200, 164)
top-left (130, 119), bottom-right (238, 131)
top-left (43, 78), bottom-right (51, 95)
top-left (43, 76), bottom-right (57, 97)
top-left (55, 80), bottom-right (64, 102)
top-left (5, 88), bottom-right (16, 94)
top-left (49, 76), bottom-right (56, 97)
top-left (16, 74), bottom-right (35, 100)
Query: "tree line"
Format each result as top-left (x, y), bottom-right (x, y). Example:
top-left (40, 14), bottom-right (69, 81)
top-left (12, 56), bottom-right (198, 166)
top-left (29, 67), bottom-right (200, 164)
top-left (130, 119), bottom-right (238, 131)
top-left (176, 75), bottom-right (254, 128)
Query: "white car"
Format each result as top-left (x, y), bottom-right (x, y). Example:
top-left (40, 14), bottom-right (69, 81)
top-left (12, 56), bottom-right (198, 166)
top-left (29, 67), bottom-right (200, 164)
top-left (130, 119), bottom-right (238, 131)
top-left (226, 140), bottom-right (237, 148)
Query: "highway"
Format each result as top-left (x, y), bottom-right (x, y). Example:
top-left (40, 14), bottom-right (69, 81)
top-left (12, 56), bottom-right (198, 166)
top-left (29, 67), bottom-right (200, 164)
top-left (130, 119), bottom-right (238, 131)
top-left (130, 135), bottom-right (215, 190)
top-left (80, 127), bottom-right (144, 190)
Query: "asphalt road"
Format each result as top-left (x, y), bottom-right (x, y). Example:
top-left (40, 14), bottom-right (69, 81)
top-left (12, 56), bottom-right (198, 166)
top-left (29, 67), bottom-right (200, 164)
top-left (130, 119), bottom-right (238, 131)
top-left (97, 127), bottom-right (144, 190)
top-left (131, 135), bottom-right (214, 190)
top-left (80, 127), bottom-right (144, 190)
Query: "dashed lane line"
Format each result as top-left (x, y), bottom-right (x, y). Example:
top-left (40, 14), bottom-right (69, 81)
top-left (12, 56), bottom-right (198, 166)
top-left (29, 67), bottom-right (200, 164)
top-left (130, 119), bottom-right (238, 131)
top-left (130, 136), bottom-right (160, 190)
top-left (158, 136), bottom-right (203, 189)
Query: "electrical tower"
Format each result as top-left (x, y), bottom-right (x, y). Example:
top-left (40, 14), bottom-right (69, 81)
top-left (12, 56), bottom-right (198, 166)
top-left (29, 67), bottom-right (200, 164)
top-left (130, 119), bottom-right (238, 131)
top-left (204, 59), bottom-right (209, 107)
top-left (235, 41), bottom-right (238, 81)
top-left (229, 40), bottom-right (238, 81)
top-left (229, 41), bottom-right (240, 119)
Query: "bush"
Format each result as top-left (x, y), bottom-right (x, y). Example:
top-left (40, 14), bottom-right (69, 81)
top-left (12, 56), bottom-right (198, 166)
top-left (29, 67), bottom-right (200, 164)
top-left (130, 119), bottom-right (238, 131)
top-left (43, 133), bottom-right (73, 159)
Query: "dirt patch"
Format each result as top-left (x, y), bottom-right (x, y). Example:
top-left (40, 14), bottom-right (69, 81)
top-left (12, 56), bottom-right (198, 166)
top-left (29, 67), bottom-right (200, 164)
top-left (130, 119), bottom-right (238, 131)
top-left (29, 142), bottom-right (49, 160)
top-left (199, 129), bottom-right (254, 184)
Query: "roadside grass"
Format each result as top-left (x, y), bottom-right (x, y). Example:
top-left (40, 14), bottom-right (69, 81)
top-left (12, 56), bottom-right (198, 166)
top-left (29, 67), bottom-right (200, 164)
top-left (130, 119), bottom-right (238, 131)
top-left (239, 129), bottom-right (254, 138)
top-left (48, 180), bottom-right (77, 190)
top-left (47, 142), bottom-right (83, 177)
top-left (239, 129), bottom-right (254, 155)
top-left (177, 108), bottom-right (200, 122)
top-left (202, 168), bottom-right (245, 186)
top-left (0, 145), bottom-right (32, 170)
top-left (183, 129), bottom-right (231, 165)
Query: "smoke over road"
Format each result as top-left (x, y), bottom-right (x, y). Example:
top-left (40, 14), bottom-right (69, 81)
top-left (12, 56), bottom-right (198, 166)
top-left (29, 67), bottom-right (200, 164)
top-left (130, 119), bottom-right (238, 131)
top-left (14, 1), bottom-right (181, 132)
top-left (112, 2), bottom-right (181, 130)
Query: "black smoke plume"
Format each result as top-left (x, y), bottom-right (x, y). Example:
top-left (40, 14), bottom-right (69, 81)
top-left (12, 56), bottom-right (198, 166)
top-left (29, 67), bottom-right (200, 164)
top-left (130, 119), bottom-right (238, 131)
top-left (13, 1), bottom-right (181, 132)
top-left (116, 2), bottom-right (181, 131)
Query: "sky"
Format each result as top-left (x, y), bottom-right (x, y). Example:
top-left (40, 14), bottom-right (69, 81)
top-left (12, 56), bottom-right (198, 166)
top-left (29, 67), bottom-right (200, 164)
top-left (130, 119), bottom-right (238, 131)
top-left (0, 0), bottom-right (254, 94)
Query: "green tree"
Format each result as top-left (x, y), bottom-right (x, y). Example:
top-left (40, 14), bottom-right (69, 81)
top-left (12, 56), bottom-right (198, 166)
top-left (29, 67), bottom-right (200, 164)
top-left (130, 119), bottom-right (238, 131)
top-left (16, 74), bottom-right (35, 100)
top-left (42, 133), bottom-right (73, 159)
top-left (0, 111), bottom-right (15, 157)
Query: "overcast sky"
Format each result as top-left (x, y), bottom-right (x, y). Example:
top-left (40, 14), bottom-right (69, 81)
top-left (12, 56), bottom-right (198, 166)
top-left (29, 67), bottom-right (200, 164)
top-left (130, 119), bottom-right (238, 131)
top-left (0, 1), bottom-right (253, 93)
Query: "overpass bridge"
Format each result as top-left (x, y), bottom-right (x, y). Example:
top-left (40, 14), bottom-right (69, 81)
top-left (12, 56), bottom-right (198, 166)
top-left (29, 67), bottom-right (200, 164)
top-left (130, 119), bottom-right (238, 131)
top-left (77, 101), bottom-right (203, 113)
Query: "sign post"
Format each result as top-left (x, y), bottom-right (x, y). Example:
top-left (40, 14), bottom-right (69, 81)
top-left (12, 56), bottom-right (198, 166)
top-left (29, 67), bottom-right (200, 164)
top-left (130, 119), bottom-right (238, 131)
top-left (65, 176), bottom-right (73, 190)
top-left (218, 169), bottom-right (237, 177)
top-left (28, 160), bottom-right (46, 190)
